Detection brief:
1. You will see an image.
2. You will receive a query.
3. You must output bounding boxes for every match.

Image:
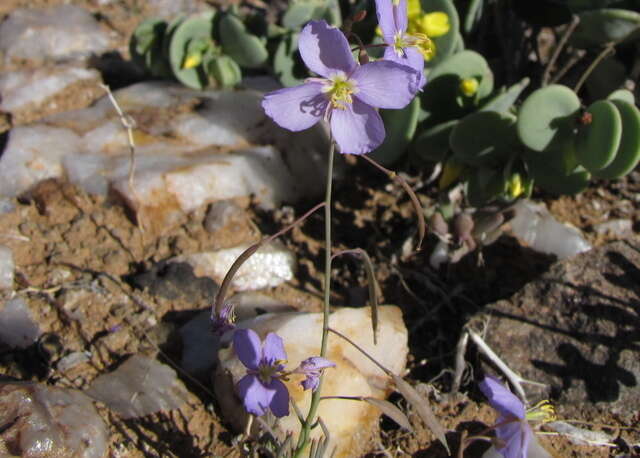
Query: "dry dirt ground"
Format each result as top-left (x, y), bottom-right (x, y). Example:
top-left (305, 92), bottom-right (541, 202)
top-left (1, 0), bottom-right (640, 457)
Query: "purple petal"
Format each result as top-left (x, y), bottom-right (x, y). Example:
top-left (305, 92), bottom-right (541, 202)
top-left (301, 374), bottom-right (320, 391)
top-left (233, 329), bottom-right (262, 370)
top-left (352, 60), bottom-right (420, 109)
top-left (262, 82), bottom-right (327, 132)
top-left (299, 356), bottom-right (336, 371)
top-left (495, 420), bottom-right (531, 458)
top-left (383, 46), bottom-right (426, 89)
top-left (394, 0), bottom-right (409, 33)
top-left (237, 374), bottom-right (274, 416)
top-left (262, 332), bottom-right (287, 364)
top-left (479, 376), bottom-right (526, 420)
top-left (298, 20), bottom-right (356, 78)
top-left (330, 99), bottom-right (385, 155)
top-left (267, 378), bottom-right (290, 417)
top-left (375, 0), bottom-right (399, 39)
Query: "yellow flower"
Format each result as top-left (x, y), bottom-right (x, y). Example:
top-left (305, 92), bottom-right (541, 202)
top-left (183, 53), bottom-right (202, 70)
top-left (406, 0), bottom-right (450, 60)
top-left (506, 173), bottom-right (524, 199)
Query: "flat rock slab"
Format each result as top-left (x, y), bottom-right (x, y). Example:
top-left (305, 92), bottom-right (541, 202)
top-left (470, 239), bottom-right (640, 422)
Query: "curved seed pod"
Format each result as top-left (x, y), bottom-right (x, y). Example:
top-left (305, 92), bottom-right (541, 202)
top-left (594, 100), bottom-right (640, 179)
top-left (169, 11), bottom-right (216, 89)
top-left (410, 119), bottom-right (458, 164)
top-left (450, 111), bottom-right (518, 166)
top-left (517, 84), bottom-right (580, 153)
top-left (575, 100), bottom-right (622, 172)
top-left (219, 13), bottom-right (268, 69)
top-left (369, 98), bottom-right (421, 165)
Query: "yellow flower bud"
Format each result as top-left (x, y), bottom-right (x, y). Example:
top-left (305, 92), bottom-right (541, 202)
top-left (420, 12), bottom-right (450, 38)
top-left (407, 0), bottom-right (421, 20)
top-left (459, 77), bottom-right (479, 97)
top-left (183, 53), bottom-right (202, 70)
top-left (507, 173), bottom-right (524, 199)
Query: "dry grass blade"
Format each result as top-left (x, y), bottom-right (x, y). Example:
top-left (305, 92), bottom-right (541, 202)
top-left (276, 433), bottom-right (294, 458)
top-left (363, 397), bottom-right (413, 432)
top-left (391, 374), bottom-right (450, 454)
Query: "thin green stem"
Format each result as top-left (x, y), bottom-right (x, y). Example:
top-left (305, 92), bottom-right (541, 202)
top-left (293, 140), bottom-right (336, 457)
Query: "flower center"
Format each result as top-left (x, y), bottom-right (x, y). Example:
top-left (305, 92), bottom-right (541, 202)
top-left (257, 359), bottom-right (286, 384)
top-left (323, 74), bottom-right (356, 110)
top-left (393, 31), bottom-right (435, 60)
top-left (526, 400), bottom-right (556, 423)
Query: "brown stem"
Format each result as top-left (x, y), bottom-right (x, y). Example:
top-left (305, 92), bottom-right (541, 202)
top-left (542, 15), bottom-right (580, 86)
top-left (574, 43), bottom-right (616, 94)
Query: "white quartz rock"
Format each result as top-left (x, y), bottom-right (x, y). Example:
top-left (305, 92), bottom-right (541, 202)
top-left (215, 306), bottom-right (408, 457)
top-left (0, 298), bottom-right (42, 348)
top-left (0, 382), bottom-right (108, 458)
top-left (0, 66), bottom-right (101, 113)
top-left (509, 200), bottom-right (591, 259)
top-left (0, 5), bottom-right (111, 64)
top-left (0, 125), bottom-right (81, 197)
top-left (174, 241), bottom-right (295, 291)
top-left (87, 354), bottom-right (189, 419)
top-left (0, 246), bottom-right (14, 289)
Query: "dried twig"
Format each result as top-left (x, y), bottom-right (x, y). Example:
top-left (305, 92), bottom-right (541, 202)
top-left (542, 15), bottom-right (580, 86)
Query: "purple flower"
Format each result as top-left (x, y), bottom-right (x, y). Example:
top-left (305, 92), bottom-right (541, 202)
top-left (233, 329), bottom-right (290, 417)
top-left (262, 20), bottom-right (420, 155)
top-left (479, 376), bottom-right (532, 458)
top-left (211, 303), bottom-right (235, 336)
top-left (293, 356), bottom-right (336, 391)
top-left (375, 0), bottom-right (429, 88)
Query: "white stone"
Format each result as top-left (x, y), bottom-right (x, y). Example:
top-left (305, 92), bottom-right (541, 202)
top-left (0, 382), bottom-right (108, 458)
top-left (0, 297), bottom-right (42, 348)
top-left (0, 246), bottom-right (14, 289)
top-left (174, 241), bottom-right (295, 291)
top-left (593, 218), bottom-right (634, 238)
top-left (0, 125), bottom-right (81, 197)
top-left (509, 200), bottom-right (591, 259)
top-left (0, 66), bottom-right (101, 113)
top-left (216, 306), bottom-right (408, 457)
top-left (86, 354), bottom-right (189, 419)
top-left (0, 5), bottom-right (111, 64)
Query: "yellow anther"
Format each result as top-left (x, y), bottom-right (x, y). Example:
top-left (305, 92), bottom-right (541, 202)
top-left (459, 77), bottom-right (479, 97)
top-left (323, 75), bottom-right (356, 110)
top-left (526, 400), bottom-right (557, 423)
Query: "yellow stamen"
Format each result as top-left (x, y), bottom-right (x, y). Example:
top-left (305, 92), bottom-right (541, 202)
top-left (526, 400), bottom-right (556, 423)
top-left (459, 77), bottom-right (479, 97)
top-left (323, 74), bottom-right (356, 110)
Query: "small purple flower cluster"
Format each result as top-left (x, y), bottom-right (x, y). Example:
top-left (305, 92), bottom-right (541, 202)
top-left (212, 304), bottom-right (335, 418)
top-left (262, 2), bottom-right (427, 155)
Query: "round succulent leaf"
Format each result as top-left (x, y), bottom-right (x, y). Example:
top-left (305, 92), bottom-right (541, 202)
top-left (526, 155), bottom-right (591, 195)
top-left (594, 100), bottom-right (640, 178)
top-left (369, 98), bottom-right (421, 165)
top-left (169, 11), bottom-right (216, 89)
top-left (421, 0), bottom-right (460, 67)
top-left (273, 32), bottom-right (308, 87)
top-left (607, 88), bottom-right (636, 104)
top-left (517, 84), bottom-right (580, 153)
top-left (209, 55), bottom-right (242, 88)
top-left (571, 8), bottom-right (640, 48)
top-left (219, 13), bottom-right (268, 69)
top-left (410, 119), bottom-right (458, 164)
top-left (465, 167), bottom-right (506, 207)
top-left (585, 57), bottom-right (626, 101)
top-left (575, 100), bottom-right (622, 172)
top-left (322, 0), bottom-right (342, 27)
top-left (421, 50), bottom-right (493, 124)
top-left (480, 77), bottom-right (530, 114)
top-left (130, 18), bottom-right (171, 77)
top-left (283, 1), bottom-right (326, 29)
top-left (450, 111), bottom-right (518, 166)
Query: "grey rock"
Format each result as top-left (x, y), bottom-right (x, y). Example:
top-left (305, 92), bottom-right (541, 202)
top-left (469, 239), bottom-right (640, 422)
top-left (0, 382), bottom-right (108, 458)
